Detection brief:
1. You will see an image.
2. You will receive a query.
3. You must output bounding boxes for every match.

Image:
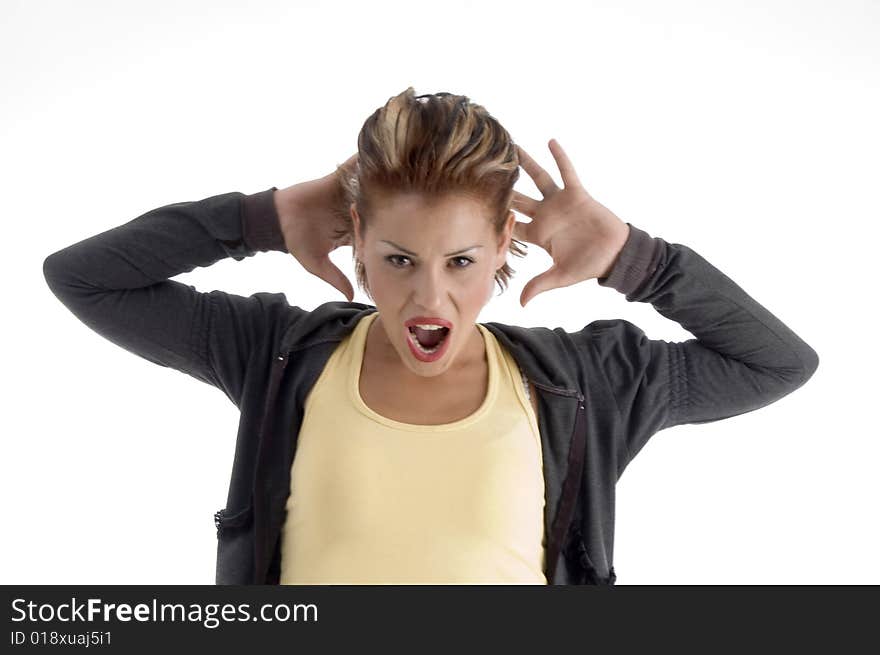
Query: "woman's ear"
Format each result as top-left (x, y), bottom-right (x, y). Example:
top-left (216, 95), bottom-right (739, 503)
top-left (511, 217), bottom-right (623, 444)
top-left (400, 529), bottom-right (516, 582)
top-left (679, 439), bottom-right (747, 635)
top-left (495, 210), bottom-right (516, 269)
top-left (350, 203), bottom-right (363, 253)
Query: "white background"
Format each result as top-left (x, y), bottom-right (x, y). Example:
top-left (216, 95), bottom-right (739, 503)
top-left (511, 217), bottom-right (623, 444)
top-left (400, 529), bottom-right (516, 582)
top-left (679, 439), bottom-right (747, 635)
top-left (2, 0), bottom-right (876, 584)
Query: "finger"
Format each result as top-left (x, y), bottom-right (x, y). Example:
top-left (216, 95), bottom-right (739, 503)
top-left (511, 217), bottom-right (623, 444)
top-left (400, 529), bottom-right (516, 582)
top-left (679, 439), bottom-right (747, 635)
top-left (511, 190), bottom-right (540, 218)
top-left (520, 266), bottom-right (564, 308)
top-left (316, 257), bottom-right (355, 302)
top-left (516, 144), bottom-right (559, 198)
top-left (548, 138), bottom-right (583, 189)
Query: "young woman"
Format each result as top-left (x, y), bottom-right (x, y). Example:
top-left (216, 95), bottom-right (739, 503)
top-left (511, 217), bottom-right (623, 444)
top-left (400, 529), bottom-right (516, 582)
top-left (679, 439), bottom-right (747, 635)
top-left (43, 87), bottom-right (819, 585)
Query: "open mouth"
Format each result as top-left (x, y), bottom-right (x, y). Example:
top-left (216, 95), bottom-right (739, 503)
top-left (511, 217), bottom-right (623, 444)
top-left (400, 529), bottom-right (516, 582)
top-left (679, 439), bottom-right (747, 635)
top-left (407, 325), bottom-right (451, 355)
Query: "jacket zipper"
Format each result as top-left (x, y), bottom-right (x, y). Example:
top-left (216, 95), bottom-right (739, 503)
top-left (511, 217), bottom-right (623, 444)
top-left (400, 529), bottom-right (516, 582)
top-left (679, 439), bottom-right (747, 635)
top-left (519, 373), bottom-right (587, 584)
top-left (544, 390), bottom-right (587, 584)
top-left (252, 353), bottom-right (289, 584)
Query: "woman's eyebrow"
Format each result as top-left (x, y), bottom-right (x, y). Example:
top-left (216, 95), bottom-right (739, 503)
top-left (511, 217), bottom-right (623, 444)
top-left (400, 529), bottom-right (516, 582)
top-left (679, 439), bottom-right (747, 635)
top-left (380, 240), bottom-right (484, 257)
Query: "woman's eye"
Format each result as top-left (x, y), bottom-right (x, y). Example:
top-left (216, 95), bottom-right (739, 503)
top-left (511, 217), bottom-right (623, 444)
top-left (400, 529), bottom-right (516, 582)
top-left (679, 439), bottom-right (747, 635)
top-left (386, 255), bottom-right (411, 267)
top-left (385, 255), bottom-right (475, 269)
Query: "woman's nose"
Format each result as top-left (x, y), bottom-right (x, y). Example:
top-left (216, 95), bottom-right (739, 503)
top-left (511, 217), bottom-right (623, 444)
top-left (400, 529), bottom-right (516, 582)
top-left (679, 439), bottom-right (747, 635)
top-left (410, 266), bottom-right (446, 309)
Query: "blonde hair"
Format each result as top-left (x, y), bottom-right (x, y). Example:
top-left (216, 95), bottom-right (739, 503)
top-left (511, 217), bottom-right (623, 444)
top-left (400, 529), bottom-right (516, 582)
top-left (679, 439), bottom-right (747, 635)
top-left (331, 87), bottom-right (527, 300)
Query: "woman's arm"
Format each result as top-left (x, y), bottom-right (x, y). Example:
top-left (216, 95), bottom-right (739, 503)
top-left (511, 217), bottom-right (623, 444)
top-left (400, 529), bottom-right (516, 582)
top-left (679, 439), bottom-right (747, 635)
top-left (586, 223), bottom-right (819, 475)
top-left (513, 139), bottom-right (819, 477)
top-left (42, 187), bottom-right (305, 409)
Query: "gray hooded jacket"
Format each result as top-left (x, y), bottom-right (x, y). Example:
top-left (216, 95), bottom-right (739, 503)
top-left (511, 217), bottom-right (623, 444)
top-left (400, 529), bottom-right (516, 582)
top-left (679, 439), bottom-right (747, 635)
top-left (42, 187), bottom-right (819, 584)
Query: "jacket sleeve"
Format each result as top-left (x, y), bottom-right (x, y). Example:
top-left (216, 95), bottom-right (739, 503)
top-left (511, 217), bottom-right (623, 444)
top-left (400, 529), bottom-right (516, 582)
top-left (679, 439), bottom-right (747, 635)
top-left (582, 223), bottom-right (819, 474)
top-left (42, 186), bottom-right (304, 409)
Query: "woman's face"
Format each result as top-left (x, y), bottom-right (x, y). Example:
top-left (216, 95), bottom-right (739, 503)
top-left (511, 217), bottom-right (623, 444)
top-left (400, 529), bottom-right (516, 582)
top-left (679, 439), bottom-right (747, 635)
top-left (351, 191), bottom-right (515, 379)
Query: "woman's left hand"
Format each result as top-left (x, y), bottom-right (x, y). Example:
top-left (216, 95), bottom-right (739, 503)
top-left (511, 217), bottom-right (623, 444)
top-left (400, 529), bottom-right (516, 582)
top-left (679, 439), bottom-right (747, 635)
top-left (512, 139), bottom-right (631, 307)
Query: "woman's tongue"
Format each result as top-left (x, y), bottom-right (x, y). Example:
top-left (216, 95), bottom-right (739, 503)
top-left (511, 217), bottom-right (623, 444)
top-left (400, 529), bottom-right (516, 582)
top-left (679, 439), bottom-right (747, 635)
top-left (413, 326), bottom-right (446, 349)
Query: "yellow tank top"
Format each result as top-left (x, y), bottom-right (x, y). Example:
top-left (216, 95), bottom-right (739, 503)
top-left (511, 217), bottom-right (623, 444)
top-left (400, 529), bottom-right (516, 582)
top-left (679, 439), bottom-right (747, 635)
top-left (279, 311), bottom-right (546, 584)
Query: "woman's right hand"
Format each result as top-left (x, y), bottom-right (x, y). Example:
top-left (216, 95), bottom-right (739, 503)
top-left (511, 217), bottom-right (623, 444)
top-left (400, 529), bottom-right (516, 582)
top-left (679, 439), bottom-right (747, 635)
top-left (274, 153), bottom-right (358, 302)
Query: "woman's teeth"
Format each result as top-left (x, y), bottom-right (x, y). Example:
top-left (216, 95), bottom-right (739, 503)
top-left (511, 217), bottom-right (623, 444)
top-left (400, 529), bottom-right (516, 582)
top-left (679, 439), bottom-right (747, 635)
top-left (408, 326), bottom-right (449, 354)
top-left (413, 339), bottom-right (442, 354)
